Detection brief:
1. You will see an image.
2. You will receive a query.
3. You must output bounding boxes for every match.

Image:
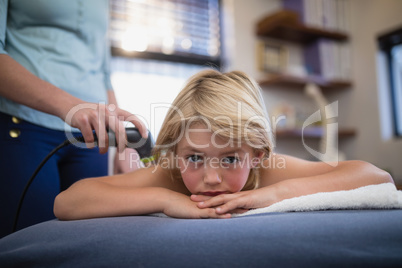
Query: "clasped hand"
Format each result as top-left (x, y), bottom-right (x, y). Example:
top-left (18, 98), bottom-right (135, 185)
top-left (164, 188), bottom-right (274, 219)
top-left (192, 188), bottom-right (273, 216)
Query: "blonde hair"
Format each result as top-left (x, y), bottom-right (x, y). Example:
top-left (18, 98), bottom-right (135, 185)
top-left (153, 69), bottom-right (273, 190)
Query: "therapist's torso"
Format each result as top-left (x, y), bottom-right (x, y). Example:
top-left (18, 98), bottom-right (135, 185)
top-left (0, 0), bottom-right (112, 131)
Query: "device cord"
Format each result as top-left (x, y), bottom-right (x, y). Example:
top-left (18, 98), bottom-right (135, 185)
top-left (12, 139), bottom-right (71, 233)
top-left (12, 128), bottom-right (153, 233)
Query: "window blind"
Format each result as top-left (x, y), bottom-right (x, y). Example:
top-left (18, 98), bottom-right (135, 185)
top-left (110, 0), bottom-right (221, 64)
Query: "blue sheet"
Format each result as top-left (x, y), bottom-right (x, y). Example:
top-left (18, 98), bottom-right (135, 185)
top-left (1, 210), bottom-right (402, 267)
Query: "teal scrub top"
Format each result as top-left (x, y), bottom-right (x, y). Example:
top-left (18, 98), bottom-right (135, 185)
top-left (0, 0), bottom-right (113, 131)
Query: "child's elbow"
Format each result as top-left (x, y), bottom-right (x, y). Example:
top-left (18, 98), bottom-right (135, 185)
top-left (357, 160), bottom-right (395, 185)
top-left (53, 193), bottom-right (67, 220)
top-left (378, 169), bottom-right (394, 184)
top-left (53, 192), bottom-right (75, 221)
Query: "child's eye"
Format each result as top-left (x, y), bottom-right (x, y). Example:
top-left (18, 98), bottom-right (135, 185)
top-left (187, 155), bottom-right (203, 163)
top-left (221, 156), bottom-right (240, 164)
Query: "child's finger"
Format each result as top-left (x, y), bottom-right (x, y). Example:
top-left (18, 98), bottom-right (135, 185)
top-left (198, 208), bottom-right (231, 219)
top-left (215, 198), bottom-right (248, 214)
top-left (190, 194), bottom-right (212, 202)
top-left (196, 195), bottom-right (227, 208)
top-left (227, 208), bottom-right (249, 214)
top-left (197, 193), bottom-right (239, 209)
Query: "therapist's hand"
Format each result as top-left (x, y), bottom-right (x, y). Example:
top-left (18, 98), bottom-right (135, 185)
top-left (63, 103), bottom-right (147, 154)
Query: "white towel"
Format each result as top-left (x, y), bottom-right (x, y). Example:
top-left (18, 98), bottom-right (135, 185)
top-left (234, 183), bottom-right (402, 217)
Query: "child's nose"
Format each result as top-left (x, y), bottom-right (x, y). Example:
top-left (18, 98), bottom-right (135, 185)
top-left (203, 166), bottom-right (222, 185)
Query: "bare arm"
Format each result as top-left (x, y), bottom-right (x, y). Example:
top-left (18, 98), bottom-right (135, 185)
top-left (195, 154), bottom-right (394, 213)
top-left (258, 154), bottom-right (394, 200)
top-left (55, 182), bottom-right (175, 220)
top-left (0, 54), bottom-right (80, 119)
top-left (0, 54), bottom-right (147, 152)
top-left (54, 165), bottom-right (228, 220)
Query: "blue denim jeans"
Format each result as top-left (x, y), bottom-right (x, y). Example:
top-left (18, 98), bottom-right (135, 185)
top-left (0, 112), bottom-right (108, 238)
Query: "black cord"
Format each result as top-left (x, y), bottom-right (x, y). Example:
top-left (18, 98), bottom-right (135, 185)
top-left (11, 129), bottom-right (153, 233)
top-left (12, 139), bottom-right (72, 233)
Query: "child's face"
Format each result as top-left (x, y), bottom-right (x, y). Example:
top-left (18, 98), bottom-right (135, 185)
top-left (176, 123), bottom-right (259, 196)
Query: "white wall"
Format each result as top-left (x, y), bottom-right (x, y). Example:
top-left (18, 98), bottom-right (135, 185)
top-left (221, 0), bottom-right (348, 160)
top-left (222, 0), bottom-right (402, 184)
top-left (348, 0), bottom-right (402, 184)
top-left (221, 0), bottom-right (281, 77)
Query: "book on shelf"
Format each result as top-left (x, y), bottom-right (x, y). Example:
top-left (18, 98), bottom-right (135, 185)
top-left (283, 0), bottom-right (350, 33)
top-left (303, 39), bottom-right (351, 80)
top-left (257, 41), bottom-right (292, 74)
top-left (257, 39), bottom-right (351, 81)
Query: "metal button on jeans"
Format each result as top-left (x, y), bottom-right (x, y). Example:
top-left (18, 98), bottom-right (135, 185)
top-left (9, 129), bottom-right (21, 138)
top-left (11, 117), bottom-right (21, 124)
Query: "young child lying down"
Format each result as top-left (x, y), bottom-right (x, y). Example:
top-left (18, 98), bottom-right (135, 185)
top-left (54, 70), bottom-right (393, 219)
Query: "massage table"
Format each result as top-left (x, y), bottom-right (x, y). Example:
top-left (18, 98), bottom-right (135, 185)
top-left (1, 184), bottom-right (402, 267)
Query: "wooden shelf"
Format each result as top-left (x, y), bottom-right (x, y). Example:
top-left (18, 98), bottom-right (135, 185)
top-left (256, 10), bottom-right (348, 43)
top-left (256, 10), bottom-right (355, 140)
top-left (276, 127), bottom-right (357, 139)
top-left (259, 74), bottom-right (352, 90)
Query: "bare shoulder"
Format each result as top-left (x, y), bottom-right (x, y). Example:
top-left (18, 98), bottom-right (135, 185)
top-left (96, 165), bottom-right (190, 194)
top-left (258, 154), bottom-right (335, 187)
